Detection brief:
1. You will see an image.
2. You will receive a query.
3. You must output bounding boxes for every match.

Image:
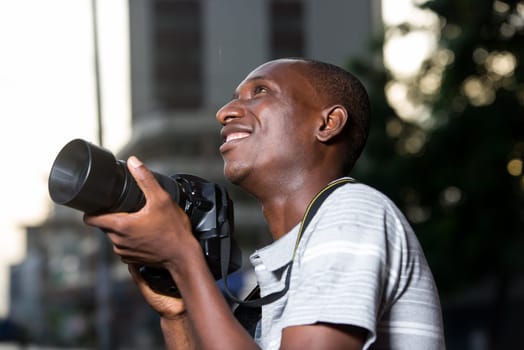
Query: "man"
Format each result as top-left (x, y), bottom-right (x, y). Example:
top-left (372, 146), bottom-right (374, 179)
top-left (84, 58), bottom-right (445, 349)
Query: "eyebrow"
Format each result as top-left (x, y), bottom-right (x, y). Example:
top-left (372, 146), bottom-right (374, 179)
top-left (232, 76), bottom-right (267, 99)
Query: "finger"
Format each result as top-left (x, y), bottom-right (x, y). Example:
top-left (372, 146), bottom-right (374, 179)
top-left (128, 264), bottom-right (143, 283)
top-left (126, 156), bottom-right (164, 200)
top-left (83, 212), bottom-right (126, 232)
top-left (127, 264), bottom-right (164, 298)
top-left (128, 264), bottom-right (155, 295)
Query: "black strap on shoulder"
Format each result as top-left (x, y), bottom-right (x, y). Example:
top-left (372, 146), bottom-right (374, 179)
top-left (229, 178), bottom-right (354, 335)
top-left (222, 178), bottom-right (353, 316)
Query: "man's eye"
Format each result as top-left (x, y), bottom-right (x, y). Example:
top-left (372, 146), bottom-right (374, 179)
top-left (254, 86), bottom-right (268, 95)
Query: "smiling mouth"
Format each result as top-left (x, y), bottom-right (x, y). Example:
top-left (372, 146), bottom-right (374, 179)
top-left (225, 132), bottom-right (250, 143)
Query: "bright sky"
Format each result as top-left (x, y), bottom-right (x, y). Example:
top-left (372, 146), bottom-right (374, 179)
top-left (0, 0), bottom-right (434, 318)
top-left (0, 0), bottom-right (130, 317)
top-left (382, 0), bottom-right (439, 78)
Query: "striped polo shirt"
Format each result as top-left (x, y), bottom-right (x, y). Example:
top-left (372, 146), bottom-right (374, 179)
top-left (250, 180), bottom-right (445, 349)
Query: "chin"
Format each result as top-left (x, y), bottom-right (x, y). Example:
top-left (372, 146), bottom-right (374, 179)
top-left (223, 162), bottom-right (250, 186)
top-left (224, 161), bottom-right (253, 192)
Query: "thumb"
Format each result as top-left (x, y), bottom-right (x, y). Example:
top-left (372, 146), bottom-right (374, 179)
top-left (128, 264), bottom-right (159, 296)
top-left (127, 156), bottom-right (161, 197)
top-left (128, 264), bottom-right (147, 286)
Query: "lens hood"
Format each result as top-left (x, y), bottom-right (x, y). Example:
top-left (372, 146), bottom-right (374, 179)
top-left (48, 139), bottom-right (127, 214)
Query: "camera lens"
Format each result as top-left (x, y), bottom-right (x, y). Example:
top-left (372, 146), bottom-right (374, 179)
top-left (48, 139), bottom-right (145, 214)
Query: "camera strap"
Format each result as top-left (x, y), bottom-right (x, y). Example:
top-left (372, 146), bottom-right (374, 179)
top-left (220, 178), bottom-right (354, 333)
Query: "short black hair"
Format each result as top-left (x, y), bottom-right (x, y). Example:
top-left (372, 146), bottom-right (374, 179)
top-left (299, 58), bottom-right (371, 174)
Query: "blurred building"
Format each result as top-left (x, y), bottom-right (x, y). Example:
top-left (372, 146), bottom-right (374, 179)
top-left (7, 0), bottom-right (378, 348)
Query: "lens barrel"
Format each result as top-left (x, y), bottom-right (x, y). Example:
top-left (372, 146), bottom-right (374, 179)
top-left (48, 139), bottom-right (180, 214)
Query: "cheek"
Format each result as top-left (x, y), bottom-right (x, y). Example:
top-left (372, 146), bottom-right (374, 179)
top-left (259, 131), bottom-right (304, 167)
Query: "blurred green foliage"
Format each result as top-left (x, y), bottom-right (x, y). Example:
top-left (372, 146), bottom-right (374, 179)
top-left (351, 0), bottom-right (523, 299)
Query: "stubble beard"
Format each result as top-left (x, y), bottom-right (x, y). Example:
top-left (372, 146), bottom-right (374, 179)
top-left (223, 159), bottom-right (251, 187)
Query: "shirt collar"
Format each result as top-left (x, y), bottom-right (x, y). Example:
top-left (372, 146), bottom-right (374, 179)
top-left (249, 224), bottom-right (300, 271)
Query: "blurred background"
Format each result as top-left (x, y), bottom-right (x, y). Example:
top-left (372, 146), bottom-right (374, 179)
top-left (0, 0), bottom-right (522, 349)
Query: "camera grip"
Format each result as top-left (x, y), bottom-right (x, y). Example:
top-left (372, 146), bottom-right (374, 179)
top-left (138, 266), bottom-right (181, 297)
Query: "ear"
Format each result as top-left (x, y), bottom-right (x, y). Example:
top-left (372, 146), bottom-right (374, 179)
top-left (316, 105), bottom-right (348, 143)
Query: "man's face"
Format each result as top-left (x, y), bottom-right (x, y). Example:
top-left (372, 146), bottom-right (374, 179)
top-left (216, 59), bottom-right (323, 188)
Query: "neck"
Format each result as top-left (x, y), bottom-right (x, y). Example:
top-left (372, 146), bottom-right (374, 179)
top-left (253, 174), bottom-right (343, 240)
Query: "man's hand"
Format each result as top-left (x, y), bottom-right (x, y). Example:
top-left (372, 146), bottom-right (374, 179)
top-left (83, 156), bottom-right (201, 271)
top-left (84, 156), bottom-right (257, 350)
top-left (128, 265), bottom-right (197, 350)
top-left (128, 264), bottom-right (185, 319)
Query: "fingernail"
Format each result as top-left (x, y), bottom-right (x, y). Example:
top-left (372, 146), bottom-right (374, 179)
top-left (128, 156), bottom-right (143, 169)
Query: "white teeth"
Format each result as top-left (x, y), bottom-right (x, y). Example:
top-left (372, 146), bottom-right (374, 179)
top-left (226, 132), bottom-right (250, 143)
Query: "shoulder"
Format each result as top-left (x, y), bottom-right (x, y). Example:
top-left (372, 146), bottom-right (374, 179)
top-left (313, 180), bottom-right (410, 237)
top-left (327, 180), bottom-right (400, 213)
top-left (299, 180), bottom-right (423, 269)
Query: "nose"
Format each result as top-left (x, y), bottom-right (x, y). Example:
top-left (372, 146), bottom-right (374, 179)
top-left (216, 100), bottom-right (244, 125)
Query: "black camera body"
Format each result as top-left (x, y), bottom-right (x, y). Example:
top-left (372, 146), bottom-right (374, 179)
top-left (48, 139), bottom-right (241, 296)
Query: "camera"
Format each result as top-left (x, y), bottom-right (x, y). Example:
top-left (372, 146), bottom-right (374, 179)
top-left (48, 138), bottom-right (241, 296)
